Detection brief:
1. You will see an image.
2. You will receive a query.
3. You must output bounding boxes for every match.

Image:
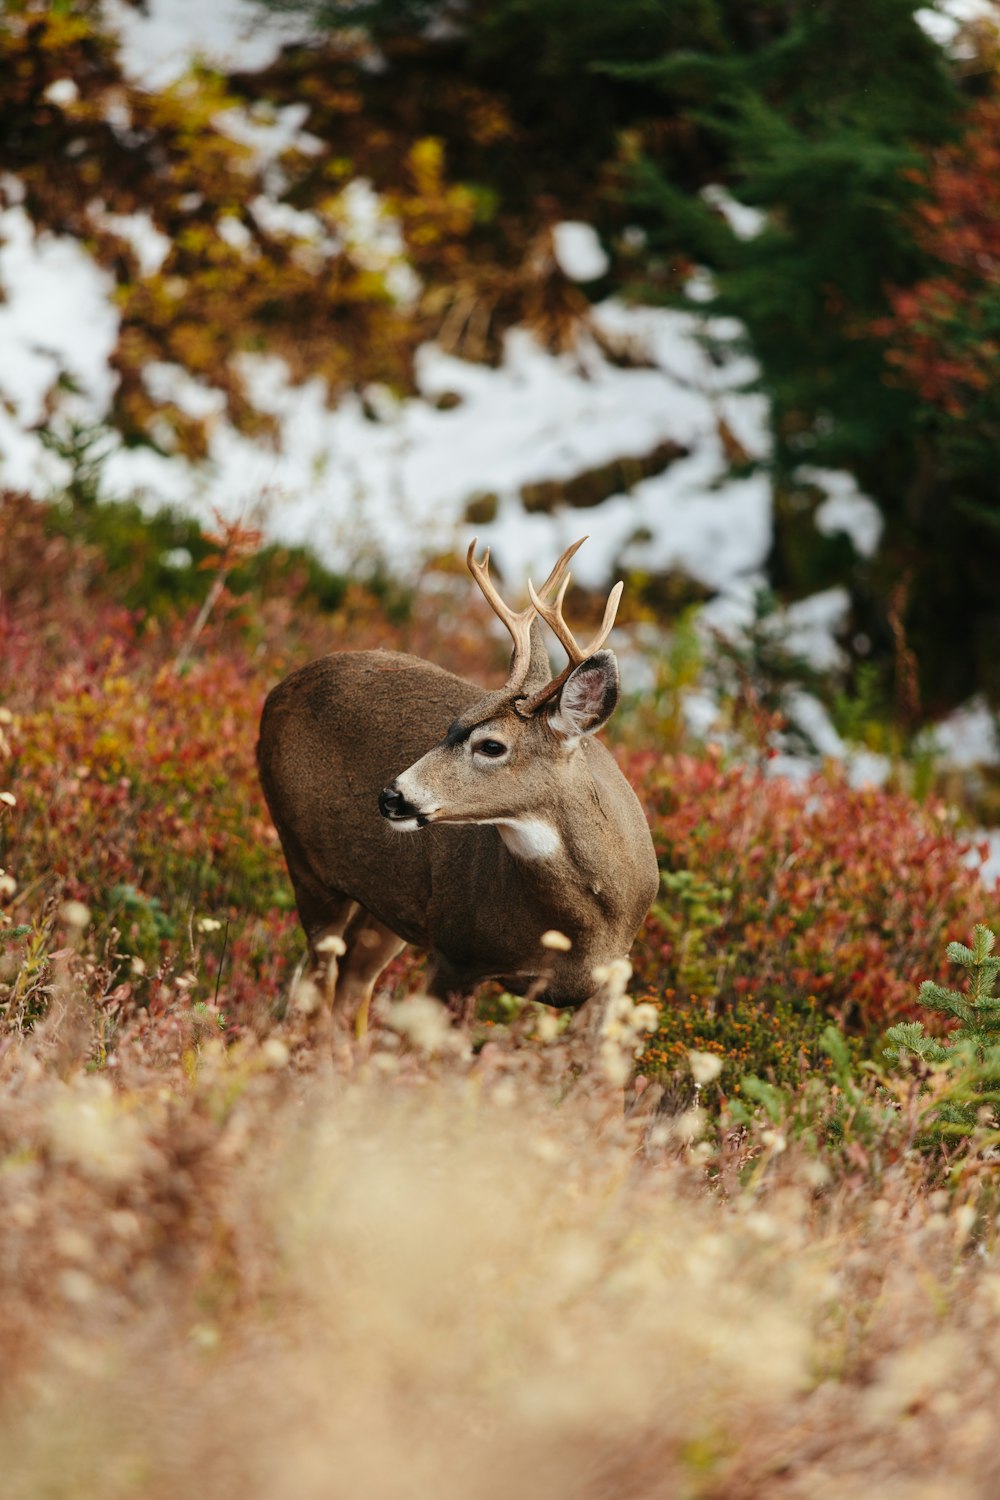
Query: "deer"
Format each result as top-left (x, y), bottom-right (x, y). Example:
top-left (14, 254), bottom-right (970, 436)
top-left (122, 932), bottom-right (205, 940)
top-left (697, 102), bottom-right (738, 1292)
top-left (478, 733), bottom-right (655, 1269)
top-left (257, 536), bottom-right (660, 1034)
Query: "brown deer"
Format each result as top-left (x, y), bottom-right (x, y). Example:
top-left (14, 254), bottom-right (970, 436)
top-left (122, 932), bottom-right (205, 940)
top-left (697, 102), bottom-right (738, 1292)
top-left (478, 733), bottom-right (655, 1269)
top-left (257, 537), bottom-right (659, 1032)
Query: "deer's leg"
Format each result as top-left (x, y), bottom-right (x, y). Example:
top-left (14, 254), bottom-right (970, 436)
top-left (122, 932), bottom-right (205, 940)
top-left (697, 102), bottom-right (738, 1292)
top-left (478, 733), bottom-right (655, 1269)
top-left (337, 908), bottom-right (406, 1037)
top-left (426, 957), bottom-right (477, 1025)
top-left (286, 871), bottom-right (359, 1005)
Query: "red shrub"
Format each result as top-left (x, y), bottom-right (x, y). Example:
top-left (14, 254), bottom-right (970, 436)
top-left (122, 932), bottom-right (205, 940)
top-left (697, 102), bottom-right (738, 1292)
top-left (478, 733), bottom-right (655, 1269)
top-left (627, 748), bottom-right (996, 1036)
top-left (2, 495), bottom-right (995, 1060)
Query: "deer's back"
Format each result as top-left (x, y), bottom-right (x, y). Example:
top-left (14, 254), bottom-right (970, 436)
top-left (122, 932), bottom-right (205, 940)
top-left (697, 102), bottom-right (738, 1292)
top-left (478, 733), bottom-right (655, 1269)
top-left (257, 650), bottom-right (480, 943)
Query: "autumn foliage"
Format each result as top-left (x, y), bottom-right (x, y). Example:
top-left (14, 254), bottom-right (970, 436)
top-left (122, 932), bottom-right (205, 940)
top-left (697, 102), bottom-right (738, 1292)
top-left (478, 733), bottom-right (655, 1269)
top-left (631, 751), bottom-right (990, 1088)
top-left (874, 78), bottom-right (1000, 416)
top-left (1, 491), bottom-right (993, 1080)
top-left (0, 0), bottom-right (597, 459)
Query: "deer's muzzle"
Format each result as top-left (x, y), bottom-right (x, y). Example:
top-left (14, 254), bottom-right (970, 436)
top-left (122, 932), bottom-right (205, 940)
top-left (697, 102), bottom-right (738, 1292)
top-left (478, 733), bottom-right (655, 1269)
top-left (379, 783), bottom-right (429, 828)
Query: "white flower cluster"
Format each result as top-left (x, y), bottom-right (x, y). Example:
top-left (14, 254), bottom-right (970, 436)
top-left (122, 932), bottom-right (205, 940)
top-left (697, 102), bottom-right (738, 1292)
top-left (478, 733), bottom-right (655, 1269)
top-left (0, 720), bottom-right (17, 906)
top-left (386, 997), bottom-right (471, 1059)
top-left (595, 960), bottom-right (660, 1086)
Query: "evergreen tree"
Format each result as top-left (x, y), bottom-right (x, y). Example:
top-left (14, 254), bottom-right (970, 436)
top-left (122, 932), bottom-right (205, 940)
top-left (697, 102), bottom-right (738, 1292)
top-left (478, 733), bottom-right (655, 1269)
top-left (886, 925), bottom-right (1000, 1140)
top-left (617, 0), bottom-right (974, 708)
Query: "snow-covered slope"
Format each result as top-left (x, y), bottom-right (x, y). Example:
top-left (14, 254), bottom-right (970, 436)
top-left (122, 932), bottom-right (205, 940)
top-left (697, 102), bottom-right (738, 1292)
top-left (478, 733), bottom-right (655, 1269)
top-left (0, 0), bottom-right (864, 603)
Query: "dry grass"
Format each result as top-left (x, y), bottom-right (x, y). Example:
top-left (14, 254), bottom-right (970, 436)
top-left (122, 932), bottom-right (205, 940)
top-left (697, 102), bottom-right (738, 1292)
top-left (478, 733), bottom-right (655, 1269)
top-left (1, 971), bottom-right (999, 1500)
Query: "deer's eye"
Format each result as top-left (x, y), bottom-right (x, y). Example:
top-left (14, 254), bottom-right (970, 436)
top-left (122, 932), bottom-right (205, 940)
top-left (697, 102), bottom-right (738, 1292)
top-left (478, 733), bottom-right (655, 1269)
top-left (474, 738), bottom-right (508, 759)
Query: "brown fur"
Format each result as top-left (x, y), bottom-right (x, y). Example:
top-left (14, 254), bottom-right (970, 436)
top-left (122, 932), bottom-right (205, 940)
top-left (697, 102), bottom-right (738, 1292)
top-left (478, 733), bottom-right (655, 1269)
top-left (257, 604), bottom-right (659, 1022)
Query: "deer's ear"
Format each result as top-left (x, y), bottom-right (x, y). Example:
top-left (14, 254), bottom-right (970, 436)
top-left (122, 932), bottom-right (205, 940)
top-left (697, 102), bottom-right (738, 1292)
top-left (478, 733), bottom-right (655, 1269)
top-left (549, 650), bottom-right (619, 740)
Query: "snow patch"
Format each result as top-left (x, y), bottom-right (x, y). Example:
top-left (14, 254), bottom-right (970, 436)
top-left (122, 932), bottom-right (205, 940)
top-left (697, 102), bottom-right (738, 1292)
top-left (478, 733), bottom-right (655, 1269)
top-left (87, 206), bottom-right (172, 276)
top-left (698, 580), bottom-right (849, 674)
top-left (923, 697), bottom-right (1000, 769)
top-left (332, 180), bottom-right (420, 305)
top-left (778, 589), bottom-right (852, 674)
top-left (552, 222), bottom-right (610, 282)
top-left (970, 829), bottom-right (1000, 889)
top-left (44, 78), bottom-right (80, 108)
top-left (683, 268), bottom-right (717, 305)
top-left (0, 206), bottom-right (118, 429)
top-left (917, 0), bottom-right (999, 49)
top-left (104, 0), bottom-right (307, 89)
top-left (799, 465), bottom-right (884, 559)
top-left (249, 195), bottom-right (338, 253)
top-left (52, 295), bottom-right (774, 598)
top-left (213, 103), bottom-right (325, 168)
top-left (143, 364), bottom-right (228, 422)
top-left (701, 184), bottom-right (767, 241)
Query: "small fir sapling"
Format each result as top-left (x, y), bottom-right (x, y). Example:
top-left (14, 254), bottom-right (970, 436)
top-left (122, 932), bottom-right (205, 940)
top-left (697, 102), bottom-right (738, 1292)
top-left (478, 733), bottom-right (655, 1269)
top-left (884, 924), bottom-right (1000, 1136)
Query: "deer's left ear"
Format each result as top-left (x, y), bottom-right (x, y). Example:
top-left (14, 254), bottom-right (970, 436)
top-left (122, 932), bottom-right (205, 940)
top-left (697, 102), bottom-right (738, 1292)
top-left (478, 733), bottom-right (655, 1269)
top-left (548, 650), bottom-right (619, 740)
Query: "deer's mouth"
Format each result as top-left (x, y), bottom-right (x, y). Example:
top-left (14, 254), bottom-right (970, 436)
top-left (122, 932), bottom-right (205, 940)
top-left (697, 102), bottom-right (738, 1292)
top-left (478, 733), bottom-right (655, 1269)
top-left (379, 784), bottom-right (434, 829)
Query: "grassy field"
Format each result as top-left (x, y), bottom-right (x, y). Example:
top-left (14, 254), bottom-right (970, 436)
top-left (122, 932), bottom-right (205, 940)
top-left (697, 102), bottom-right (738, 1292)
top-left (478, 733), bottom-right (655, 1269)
top-left (2, 491), bottom-right (1000, 1498)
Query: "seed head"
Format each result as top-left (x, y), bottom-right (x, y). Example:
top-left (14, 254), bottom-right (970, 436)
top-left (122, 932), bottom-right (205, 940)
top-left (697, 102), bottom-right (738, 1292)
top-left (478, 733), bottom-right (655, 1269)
top-left (315, 934), bottom-right (347, 956)
top-left (688, 1050), bottom-right (723, 1087)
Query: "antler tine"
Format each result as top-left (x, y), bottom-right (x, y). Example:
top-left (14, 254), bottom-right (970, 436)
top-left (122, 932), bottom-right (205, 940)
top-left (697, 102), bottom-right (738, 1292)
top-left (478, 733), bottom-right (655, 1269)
top-left (507, 534), bottom-right (590, 685)
top-left (530, 535), bottom-right (587, 606)
top-left (590, 578), bottom-right (624, 654)
top-left (467, 537), bottom-right (536, 694)
top-left (526, 576), bottom-right (623, 665)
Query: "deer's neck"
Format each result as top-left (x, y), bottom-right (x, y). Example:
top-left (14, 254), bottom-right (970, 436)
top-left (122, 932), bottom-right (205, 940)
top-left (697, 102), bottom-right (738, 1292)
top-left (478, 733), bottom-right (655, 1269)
top-left (489, 762), bottom-right (617, 916)
top-left (495, 817), bottom-right (562, 861)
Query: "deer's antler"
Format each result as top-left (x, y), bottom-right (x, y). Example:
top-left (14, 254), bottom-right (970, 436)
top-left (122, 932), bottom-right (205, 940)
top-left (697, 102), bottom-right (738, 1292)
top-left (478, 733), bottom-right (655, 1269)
top-left (467, 536), bottom-right (586, 694)
top-left (518, 558), bottom-right (623, 715)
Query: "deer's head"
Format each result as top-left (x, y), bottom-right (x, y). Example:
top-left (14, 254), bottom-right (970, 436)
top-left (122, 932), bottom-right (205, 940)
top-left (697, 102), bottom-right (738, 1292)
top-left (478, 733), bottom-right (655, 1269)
top-left (378, 538), bottom-right (623, 856)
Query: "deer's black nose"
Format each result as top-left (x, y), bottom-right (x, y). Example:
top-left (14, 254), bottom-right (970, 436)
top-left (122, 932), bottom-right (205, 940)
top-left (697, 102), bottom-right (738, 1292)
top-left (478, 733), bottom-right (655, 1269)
top-left (379, 783), bottom-right (420, 822)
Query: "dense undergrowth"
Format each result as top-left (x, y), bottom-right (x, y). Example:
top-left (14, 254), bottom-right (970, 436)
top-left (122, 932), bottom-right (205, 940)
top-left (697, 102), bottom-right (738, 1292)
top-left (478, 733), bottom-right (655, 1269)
top-left (2, 488), bottom-right (1000, 1497)
top-left (2, 488), bottom-right (993, 1074)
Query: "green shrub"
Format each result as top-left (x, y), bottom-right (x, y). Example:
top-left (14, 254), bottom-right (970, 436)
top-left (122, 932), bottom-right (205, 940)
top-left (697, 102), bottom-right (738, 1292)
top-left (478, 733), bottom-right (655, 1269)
top-left (639, 987), bottom-right (837, 1098)
top-left (884, 923), bottom-right (1000, 1143)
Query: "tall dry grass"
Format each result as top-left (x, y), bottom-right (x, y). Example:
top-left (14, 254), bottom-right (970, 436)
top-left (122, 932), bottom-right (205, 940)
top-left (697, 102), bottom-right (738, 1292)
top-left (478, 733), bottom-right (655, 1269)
top-left (1, 972), bottom-right (999, 1500)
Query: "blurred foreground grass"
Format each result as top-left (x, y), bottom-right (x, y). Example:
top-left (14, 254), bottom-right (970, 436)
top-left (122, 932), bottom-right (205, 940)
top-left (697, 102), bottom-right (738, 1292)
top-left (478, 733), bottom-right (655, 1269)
top-left (2, 996), bottom-right (1000, 1500)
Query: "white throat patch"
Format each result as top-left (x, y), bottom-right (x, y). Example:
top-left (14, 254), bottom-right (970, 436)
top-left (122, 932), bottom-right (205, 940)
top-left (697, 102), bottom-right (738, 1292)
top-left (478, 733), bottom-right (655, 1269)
top-left (495, 817), bottom-right (561, 860)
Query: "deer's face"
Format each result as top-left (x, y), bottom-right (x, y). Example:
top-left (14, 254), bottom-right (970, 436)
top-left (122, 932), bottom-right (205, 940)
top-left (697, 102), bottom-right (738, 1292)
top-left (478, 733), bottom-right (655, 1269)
top-left (378, 652), bottom-right (619, 856)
